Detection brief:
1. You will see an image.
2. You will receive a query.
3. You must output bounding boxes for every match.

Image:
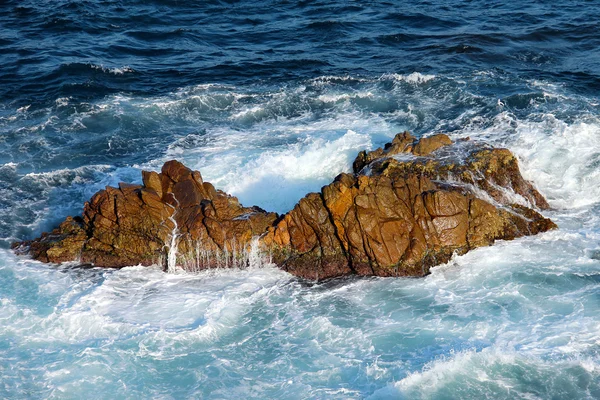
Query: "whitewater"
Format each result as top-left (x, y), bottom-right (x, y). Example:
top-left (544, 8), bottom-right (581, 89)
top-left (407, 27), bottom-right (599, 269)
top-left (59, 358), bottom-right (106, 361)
top-left (2, 0), bottom-right (600, 398)
top-left (1, 72), bottom-right (599, 399)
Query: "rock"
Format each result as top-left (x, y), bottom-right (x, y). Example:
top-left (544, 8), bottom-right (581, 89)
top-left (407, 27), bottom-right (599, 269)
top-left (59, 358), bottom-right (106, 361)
top-left (13, 160), bottom-right (278, 269)
top-left (261, 166), bottom-right (554, 280)
top-left (356, 131), bottom-right (549, 209)
top-left (412, 133), bottom-right (453, 156)
top-left (262, 132), bottom-right (555, 279)
top-left (12, 216), bottom-right (88, 264)
top-left (13, 133), bottom-right (556, 279)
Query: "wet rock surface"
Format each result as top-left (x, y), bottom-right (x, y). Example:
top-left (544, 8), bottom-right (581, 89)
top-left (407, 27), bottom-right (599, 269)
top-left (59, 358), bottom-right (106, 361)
top-left (13, 132), bottom-right (556, 279)
top-left (13, 161), bottom-right (278, 270)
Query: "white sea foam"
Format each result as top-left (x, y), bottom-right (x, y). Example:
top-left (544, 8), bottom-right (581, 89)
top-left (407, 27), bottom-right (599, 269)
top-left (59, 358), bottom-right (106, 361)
top-left (450, 112), bottom-right (600, 209)
top-left (0, 162), bottom-right (18, 170)
top-left (2, 207), bottom-right (600, 398)
top-left (156, 112), bottom-right (396, 213)
top-left (381, 72), bottom-right (436, 84)
top-left (90, 63), bottom-right (134, 75)
top-left (22, 165), bottom-right (113, 187)
top-left (368, 347), bottom-right (598, 399)
top-left (316, 91), bottom-right (374, 103)
top-left (0, 251), bottom-right (290, 344)
top-left (4, 73), bottom-right (600, 399)
top-left (55, 97), bottom-right (70, 107)
top-left (309, 75), bottom-right (370, 86)
top-left (211, 129), bottom-right (371, 212)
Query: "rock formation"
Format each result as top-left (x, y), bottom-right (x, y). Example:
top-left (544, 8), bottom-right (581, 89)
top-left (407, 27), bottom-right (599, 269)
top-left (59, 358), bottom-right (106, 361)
top-left (12, 132), bottom-right (556, 280)
top-left (263, 133), bottom-right (554, 279)
top-left (15, 161), bottom-right (278, 270)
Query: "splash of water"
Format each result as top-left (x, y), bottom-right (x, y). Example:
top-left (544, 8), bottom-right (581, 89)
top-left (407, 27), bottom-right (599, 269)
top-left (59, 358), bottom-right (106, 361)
top-left (177, 236), bottom-right (270, 272)
top-left (165, 194), bottom-right (180, 273)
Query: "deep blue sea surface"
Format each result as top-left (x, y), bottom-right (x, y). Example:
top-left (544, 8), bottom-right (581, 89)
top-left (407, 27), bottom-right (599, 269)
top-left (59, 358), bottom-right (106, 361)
top-left (2, 1), bottom-right (600, 398)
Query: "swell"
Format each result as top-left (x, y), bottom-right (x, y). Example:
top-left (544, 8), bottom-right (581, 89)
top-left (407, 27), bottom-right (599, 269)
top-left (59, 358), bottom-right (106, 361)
top-left (3, 0), bottom-right (600, 108)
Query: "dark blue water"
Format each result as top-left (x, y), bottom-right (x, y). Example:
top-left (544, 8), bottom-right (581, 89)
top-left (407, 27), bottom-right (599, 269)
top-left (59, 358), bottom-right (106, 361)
top-left (3, 0), bottom-right (600, 105)
top-left (2, 1), bottom-right (600, 399)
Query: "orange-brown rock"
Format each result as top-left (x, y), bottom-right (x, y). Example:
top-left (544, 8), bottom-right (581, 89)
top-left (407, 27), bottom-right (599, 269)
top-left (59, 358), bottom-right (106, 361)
top-left (354, 132), bottom-right (549, 209)
top-left (13, 133), bottom-right (556, 279)
top-left (13, 161), bottom-right (278, 269)
top-left (262, 132), bottom-right (555, 279)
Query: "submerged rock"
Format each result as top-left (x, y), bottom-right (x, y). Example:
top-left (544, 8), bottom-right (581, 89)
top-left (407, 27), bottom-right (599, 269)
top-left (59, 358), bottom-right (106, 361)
top-left (13, 132), bottom-right (556, 279)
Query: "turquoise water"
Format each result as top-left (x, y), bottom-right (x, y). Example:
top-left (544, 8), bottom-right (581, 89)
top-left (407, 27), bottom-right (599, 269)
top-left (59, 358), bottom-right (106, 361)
top-left (2, 0), bottom-right (600, 398)
top-left (2, 220), bottom-right (600, 398)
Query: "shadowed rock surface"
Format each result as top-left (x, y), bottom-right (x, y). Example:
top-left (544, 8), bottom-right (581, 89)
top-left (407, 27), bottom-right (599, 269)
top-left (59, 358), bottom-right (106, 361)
top-left (13, 132), bottom-right (556, 279)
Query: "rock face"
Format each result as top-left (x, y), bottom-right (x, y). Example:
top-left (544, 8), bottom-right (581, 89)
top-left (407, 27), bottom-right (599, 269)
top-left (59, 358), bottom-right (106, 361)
top-left (14, 161), bottom-right (278, 269)
top-left (263, 133), bottom-right (554, 279)
top-left (13, 132), bottom-right (556, 279)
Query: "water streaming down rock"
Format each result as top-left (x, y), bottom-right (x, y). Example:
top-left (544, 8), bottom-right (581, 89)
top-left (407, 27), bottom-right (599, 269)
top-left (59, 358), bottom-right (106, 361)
top-left (174, 236), bottom-right (270, 272)
top-left (165, 195), bottom-right (180, 273)
top-left (12, 132), bottom-right (556, 279)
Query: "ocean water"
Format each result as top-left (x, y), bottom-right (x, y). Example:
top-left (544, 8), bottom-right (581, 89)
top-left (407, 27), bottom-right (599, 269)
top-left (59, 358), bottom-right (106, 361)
top-left (2, 0), bottom-right (600, 398)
